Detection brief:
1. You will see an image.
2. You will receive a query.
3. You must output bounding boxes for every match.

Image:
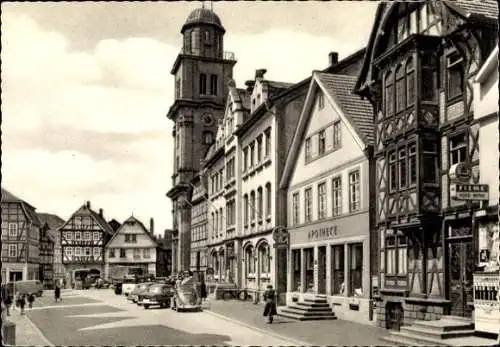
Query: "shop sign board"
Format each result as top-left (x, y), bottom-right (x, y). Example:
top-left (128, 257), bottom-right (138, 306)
top-left (450, 184), bottom-right (489, 200)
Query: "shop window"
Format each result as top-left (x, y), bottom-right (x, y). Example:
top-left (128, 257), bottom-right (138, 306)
top-left (304, 248), bottom-right (314, 293)
top-left (331, 245), bottom-right (345, 295)
top-left (447, 50), bottom-right (464, 100)
top-left (304, 188), bottom-right (312, 223)
top-left (449, 132), bottom-right (467, 165)
top-left (199, 73), bottom-right (207, 95)
top-left (318, 130), bottom-right (326, 155)
top-left (332, 177), bottom-right (342, 216)
top-left (318, 182), bottom-right (327, 219)
top-left (385, 71), bottom-right (394, 117)
top-left (348, 243), bottom-right (363, 297)
top-left (292, 192), bottom-right (300, 225)
top-left (349, 170), bottom-right (361, 212)
top-left (292, 249), bottom-right (301, 291)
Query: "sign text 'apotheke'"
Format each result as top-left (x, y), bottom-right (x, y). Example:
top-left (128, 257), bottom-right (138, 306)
top-left (308, 226), bottom-right (338, 241)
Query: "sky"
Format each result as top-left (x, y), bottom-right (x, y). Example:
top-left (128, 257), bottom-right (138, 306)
top-left (1, 1), bottom-right (378, 237)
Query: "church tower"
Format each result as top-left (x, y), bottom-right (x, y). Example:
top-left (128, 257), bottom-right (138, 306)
top-left (166, 6), bottom-right (236, 273)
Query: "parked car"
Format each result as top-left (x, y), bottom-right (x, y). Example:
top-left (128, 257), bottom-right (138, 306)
top-left (129, 282), bottom-right (154, 304)
top-left (138, 284), bottom-right (174, 309)
top-left (2, 280), bottom-right (43, 297)
top-left (122, 275), bottom-right (138, 296)
top-left (171, 281), bottom-right (201, 312)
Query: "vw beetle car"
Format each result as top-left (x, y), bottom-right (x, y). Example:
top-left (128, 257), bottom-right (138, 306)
top-left (138, 283), bottom-right (174, 309)
top-left (129, 282), bottom-right (154, 304)
top-left (171, 281), bottom-right (201, 312)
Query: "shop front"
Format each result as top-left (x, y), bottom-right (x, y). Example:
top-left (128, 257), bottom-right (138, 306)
top-left (287, 211), bottom-right (371, 324)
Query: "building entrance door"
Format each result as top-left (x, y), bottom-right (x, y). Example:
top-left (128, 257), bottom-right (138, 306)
top-left (448, 240), bottom-right (474, 317)
top-left (276, 247), bottom-right (288, 306)
top-left (9, 271), bottom-right (22, 282)
top-left (318, 246), bottom-right (326, 294)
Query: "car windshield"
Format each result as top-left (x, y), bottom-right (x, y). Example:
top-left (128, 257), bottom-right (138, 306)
top-left (149, 285), bottom-right (163, 293)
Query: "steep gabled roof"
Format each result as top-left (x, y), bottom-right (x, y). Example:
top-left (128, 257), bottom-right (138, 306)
top-left (280, 71), bottom-right (373, 189)
top-left (58, 203), bottom-right (114, 235)
top-left (37, 213), bottom-right (65, 230)
top-left (1, 188), bottom-right (41, 226)
top-left (446, 0), bottom-right (498, 20)
top-left (106, 215), bottom-right (158, 247)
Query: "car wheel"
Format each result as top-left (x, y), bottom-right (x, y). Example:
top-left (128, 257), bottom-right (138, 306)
top-left (144, 305), bottom-right (150, 309)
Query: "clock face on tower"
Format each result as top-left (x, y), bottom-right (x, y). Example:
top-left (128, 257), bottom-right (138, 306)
top-left (202, 113), bottom-right (214, 127)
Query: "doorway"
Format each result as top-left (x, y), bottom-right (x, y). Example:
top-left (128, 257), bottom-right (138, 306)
top-left (9, 271), bottom-right (23, 282)
top-left (448, 241), bottom-right (474, 317)
top-left (276, 247), bottom-right (287, 306)
top-left (318, 246), bottom-right (326, 294)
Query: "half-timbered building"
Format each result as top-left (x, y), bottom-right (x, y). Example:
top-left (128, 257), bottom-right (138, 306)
top-left (37, 213), bottom-right (65, 288)
top-left (354, 0), bottom-right (498, 330)
top-left (59, 201), bottom-right (114, 285)
top-left (1, 188), bottom-right (42, 283)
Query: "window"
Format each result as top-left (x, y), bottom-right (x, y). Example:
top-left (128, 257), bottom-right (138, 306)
top-left (8, 244), bottom-right (17, 257)
top-left (66, 231), bottom-right (73, 240)
top-left (243, 195), bottom-right (249, 225)
top-left (395, 65), bottom-right (405, 112)
top-left (175, 79), bottom-right (181, 99)
top-left (65, 247), bottom-right (73, 257)
top-left (422, 55), bottom-right (437, 101)
top-left (243, 148), bottom-right (248, 171)
top-left (249, 144), bottom-right (255, 167)
top-left (305, 138), bottom-right (312, 162)
top-left (199, 73), bottom-right (207, 95)
top-left (318, 182), bottom-right (327, 219)
top-left (265, 183), bottom-right (272, 217)
top-left (203, 131), bottom-right (213, 145)
top-left (257, 136), bottom-right (263, 163)
top-left (332, 177), bottom-right (342, 216)
top-left (331, 245), bottom-right (345, 295)
top-left (133, 249), bottom-right (141, 259)
top-left (84, 247), bottom-right (91, 256)
top-left (389, 151), bottom-right (397, 192)
top-left (259, 245), bottom-right (270, 274)
top-left (245, 247), bottom-right (255, 274)
top-left (406, 58), bottom-right (415, 106)
top-left (250, 191), bottom-right (256, 221)
top-left (385, 234), bottom-right (407, 279)
top-left (75, 232), bottom-right (82, 241)
top-left (292, 192), bottom-right (300, 225)
top-left (333, 121), bottom-right (341, 149)
top-left (318, 91), bottom-right (324, 109)
top-left (93, 232), bottom-right (99, 241)
top-left (450, 133), bottom-right (467, 165)
top-left (292, 249), bottom-right (301, 291)
top-left (265, 129), bottom-right (271, 157)
top-left (144, 248), bottom-right (150, 259)
top-left (409, 144), bottom-right (417, 186)
top-left (93, 247), bottom-right (100, 257)
top-left (348, 243), bottom-right (363, 297)
top-left (349, 171), bottom-right (361, 212)
top-left (109, 249), bottom-right (115, 258)
top-left (191, 30), bottom-right (198, 51)
top-left (74, 247), bottom-right (82, 256)
top-left (423, 142), bottom-right (438, 183)
top-left (204, 30), bottom-right (210, 42)
top-left (120, 249), bottom-right (126, 258)
top-left (304, 188), bottom-right (312, 223)
top-left (219, 169), bottom-right (224, 189)
top-left (257, 187), bottom-right (263, 220)
top-left (8, 223), bottom-right (17, 237)
top-left (318, 130), bottom-right (326, 155)
top-left (210, 74), bottom-right (218, 96)
top-left (385, 71), bottom-right (394, 116)
top-left (125, 234), bottom-right (130, 243)
top-left (84, 232), bottom-right (91, 241)
top-left (447, 51), bottom-right (464, 100)
top-left (304, 248), bottom-right (314, 292)
top-left (398, 148), bottom-right (407, 189)
top-left (219, 208), bottom-right (223, 232)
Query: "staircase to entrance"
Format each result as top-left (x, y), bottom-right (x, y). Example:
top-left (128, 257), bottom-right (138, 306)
top-left (382, 315), bottom-right (495, 346)
top-left (278, 295), bottom-right (337, 321)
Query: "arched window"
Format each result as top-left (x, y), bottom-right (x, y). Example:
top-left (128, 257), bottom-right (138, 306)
top-left (243, 194), bottom-right (248, 225)
top-left (199, 73), bottom-right (207, 95)
top-left (265, 183), bottom-right (272, 217)
top-left (250, 191), bottom-right (256, 221)
top-left (258, 243), bottom-right (270, 274)
top-left (395, 65), bottom-right (405, 113)
top-left (385, 71), bottom-right (394, 116)
top-left (406, 58), bottom-right (415, 107)
top-left (245, 246), bottom-right (254, 274)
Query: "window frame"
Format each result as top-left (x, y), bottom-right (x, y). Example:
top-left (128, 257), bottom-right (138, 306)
top-left (385, 71), bottom-right (394, 117)
top-left (200, 73), bottom-right (207, 95)
top-left (265, 128), bottom-right (271, 157)
top-left (305, 138), bottom-right (312, 162)
top-left (210, 74), bottom-right (218, 96)
top-left (395, 64), bottom-right (406, 113)
top-left (398, 148), bottom-right (407, 190)
top-left (449, 132), bottom-right (467, 165)
top-left (348, 170), bottom-right (361, 212)
top-left (265, 183), bottom-right (272, 218)
top-left (318, 91), bottom-right (325, 110)
top-left (8, 223), bottom-right (18, 237)
top-left (304, 187), bottom-right (313, 223)
top-left (292, 192), bottom-right (300, 225)
top-left (389, 150), bottom-right (398, 192)
top-left (385, 233), bottom-right (408, 283)
top-left (332, 177), bottom-right (342, 216)
top-left (317, 181), bottom-right (327, 220)
top-left (446, 50), bottom-right (464, 101)
top-left (333, 121), bottom-right (341, 149)
top-left (8, 244), bottom-right (17, 257)
top-left (348, 243), bottom-right (363, 297)
top-left (318, 130), bottom-right (326, 155)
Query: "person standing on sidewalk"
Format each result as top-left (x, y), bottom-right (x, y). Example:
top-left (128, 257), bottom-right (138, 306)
top-left (200, 278), bottom-right (207, 302)
top-left (54, 285), bottom-right (61, 302)
top-left (4, 293), bottom-right (12, 316)
top-left (263, 285), bottom-right (277, 324)
top-left (27, 293), bottom-right (35, 309)
top-left (19, 294), bottom-right (26, 315)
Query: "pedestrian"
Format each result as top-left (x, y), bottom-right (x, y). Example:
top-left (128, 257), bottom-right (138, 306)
top-left (13, 291), bottom-right (19, 311)
top-left (4, 293), bottom-right (12, 316)
top-left (54, 285), bottom-right (61, 302)
top-left (262, 285), bottom-right (277, 324)
top-left (27, 293), bottom-right (35, 309)
top-left (200, 278), bottom-right (207, 302)
top-left (19, 294), bottom-right (26, 315)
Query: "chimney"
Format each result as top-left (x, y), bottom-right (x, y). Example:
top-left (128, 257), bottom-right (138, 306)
top-left (86, 201), bottom-right (91, 209)
top-left (150, 218), bottom-right (154, 234)
top-left (329, 52), bottom-right (339, 66)
top-left (245, 80), bottom-right (255, 92)
top-left (255, 69), bottom-right (267, 80)
top-left (99, 208), bottom-right (103, 217)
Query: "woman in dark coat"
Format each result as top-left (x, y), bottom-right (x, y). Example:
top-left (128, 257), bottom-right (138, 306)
top-left (54, 285), bottom-right (61, 302)
top-left (262, 285), bottom-right (277, 324)
top-left (200, 278), bottom-right (207, 301)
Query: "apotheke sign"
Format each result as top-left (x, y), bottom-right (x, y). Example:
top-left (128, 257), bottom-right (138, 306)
top-left (308, 226), bottom-right (338, 241)
top-left (450, 184), bottom-right (489, 200)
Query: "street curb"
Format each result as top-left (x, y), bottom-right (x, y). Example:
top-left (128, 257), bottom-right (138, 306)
top-left (24, 314), bottom-right (54, 347)
top-left (204, 309), bottom-right (311, 346)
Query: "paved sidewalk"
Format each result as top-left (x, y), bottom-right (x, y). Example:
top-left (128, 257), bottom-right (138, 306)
top-left (4, 310), bottom-right (53, 346)
top-left (206, 299), bottom-right (389, 346)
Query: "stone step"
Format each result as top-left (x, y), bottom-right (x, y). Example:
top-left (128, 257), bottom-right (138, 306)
top-left (278, 310), bottom-right (337, 321)
top-left (401, 325), bottom-right (476, 340)
top-left (381, 334), bottom-right (444, 347)
top-left (304, 297), bottom-right (328, 304)
top-left (382, 331), bottom-right (448, 346)
top-left (440, 315), bottom-right (474, 323)
top-left (413, 319), bottom-right (474, 332)
top-left (292, 303), bottom-right (331, 311)
top-left (280, 307), bottom-right (334, 316)
top-left (295, 301), bottom-right (331, 308)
